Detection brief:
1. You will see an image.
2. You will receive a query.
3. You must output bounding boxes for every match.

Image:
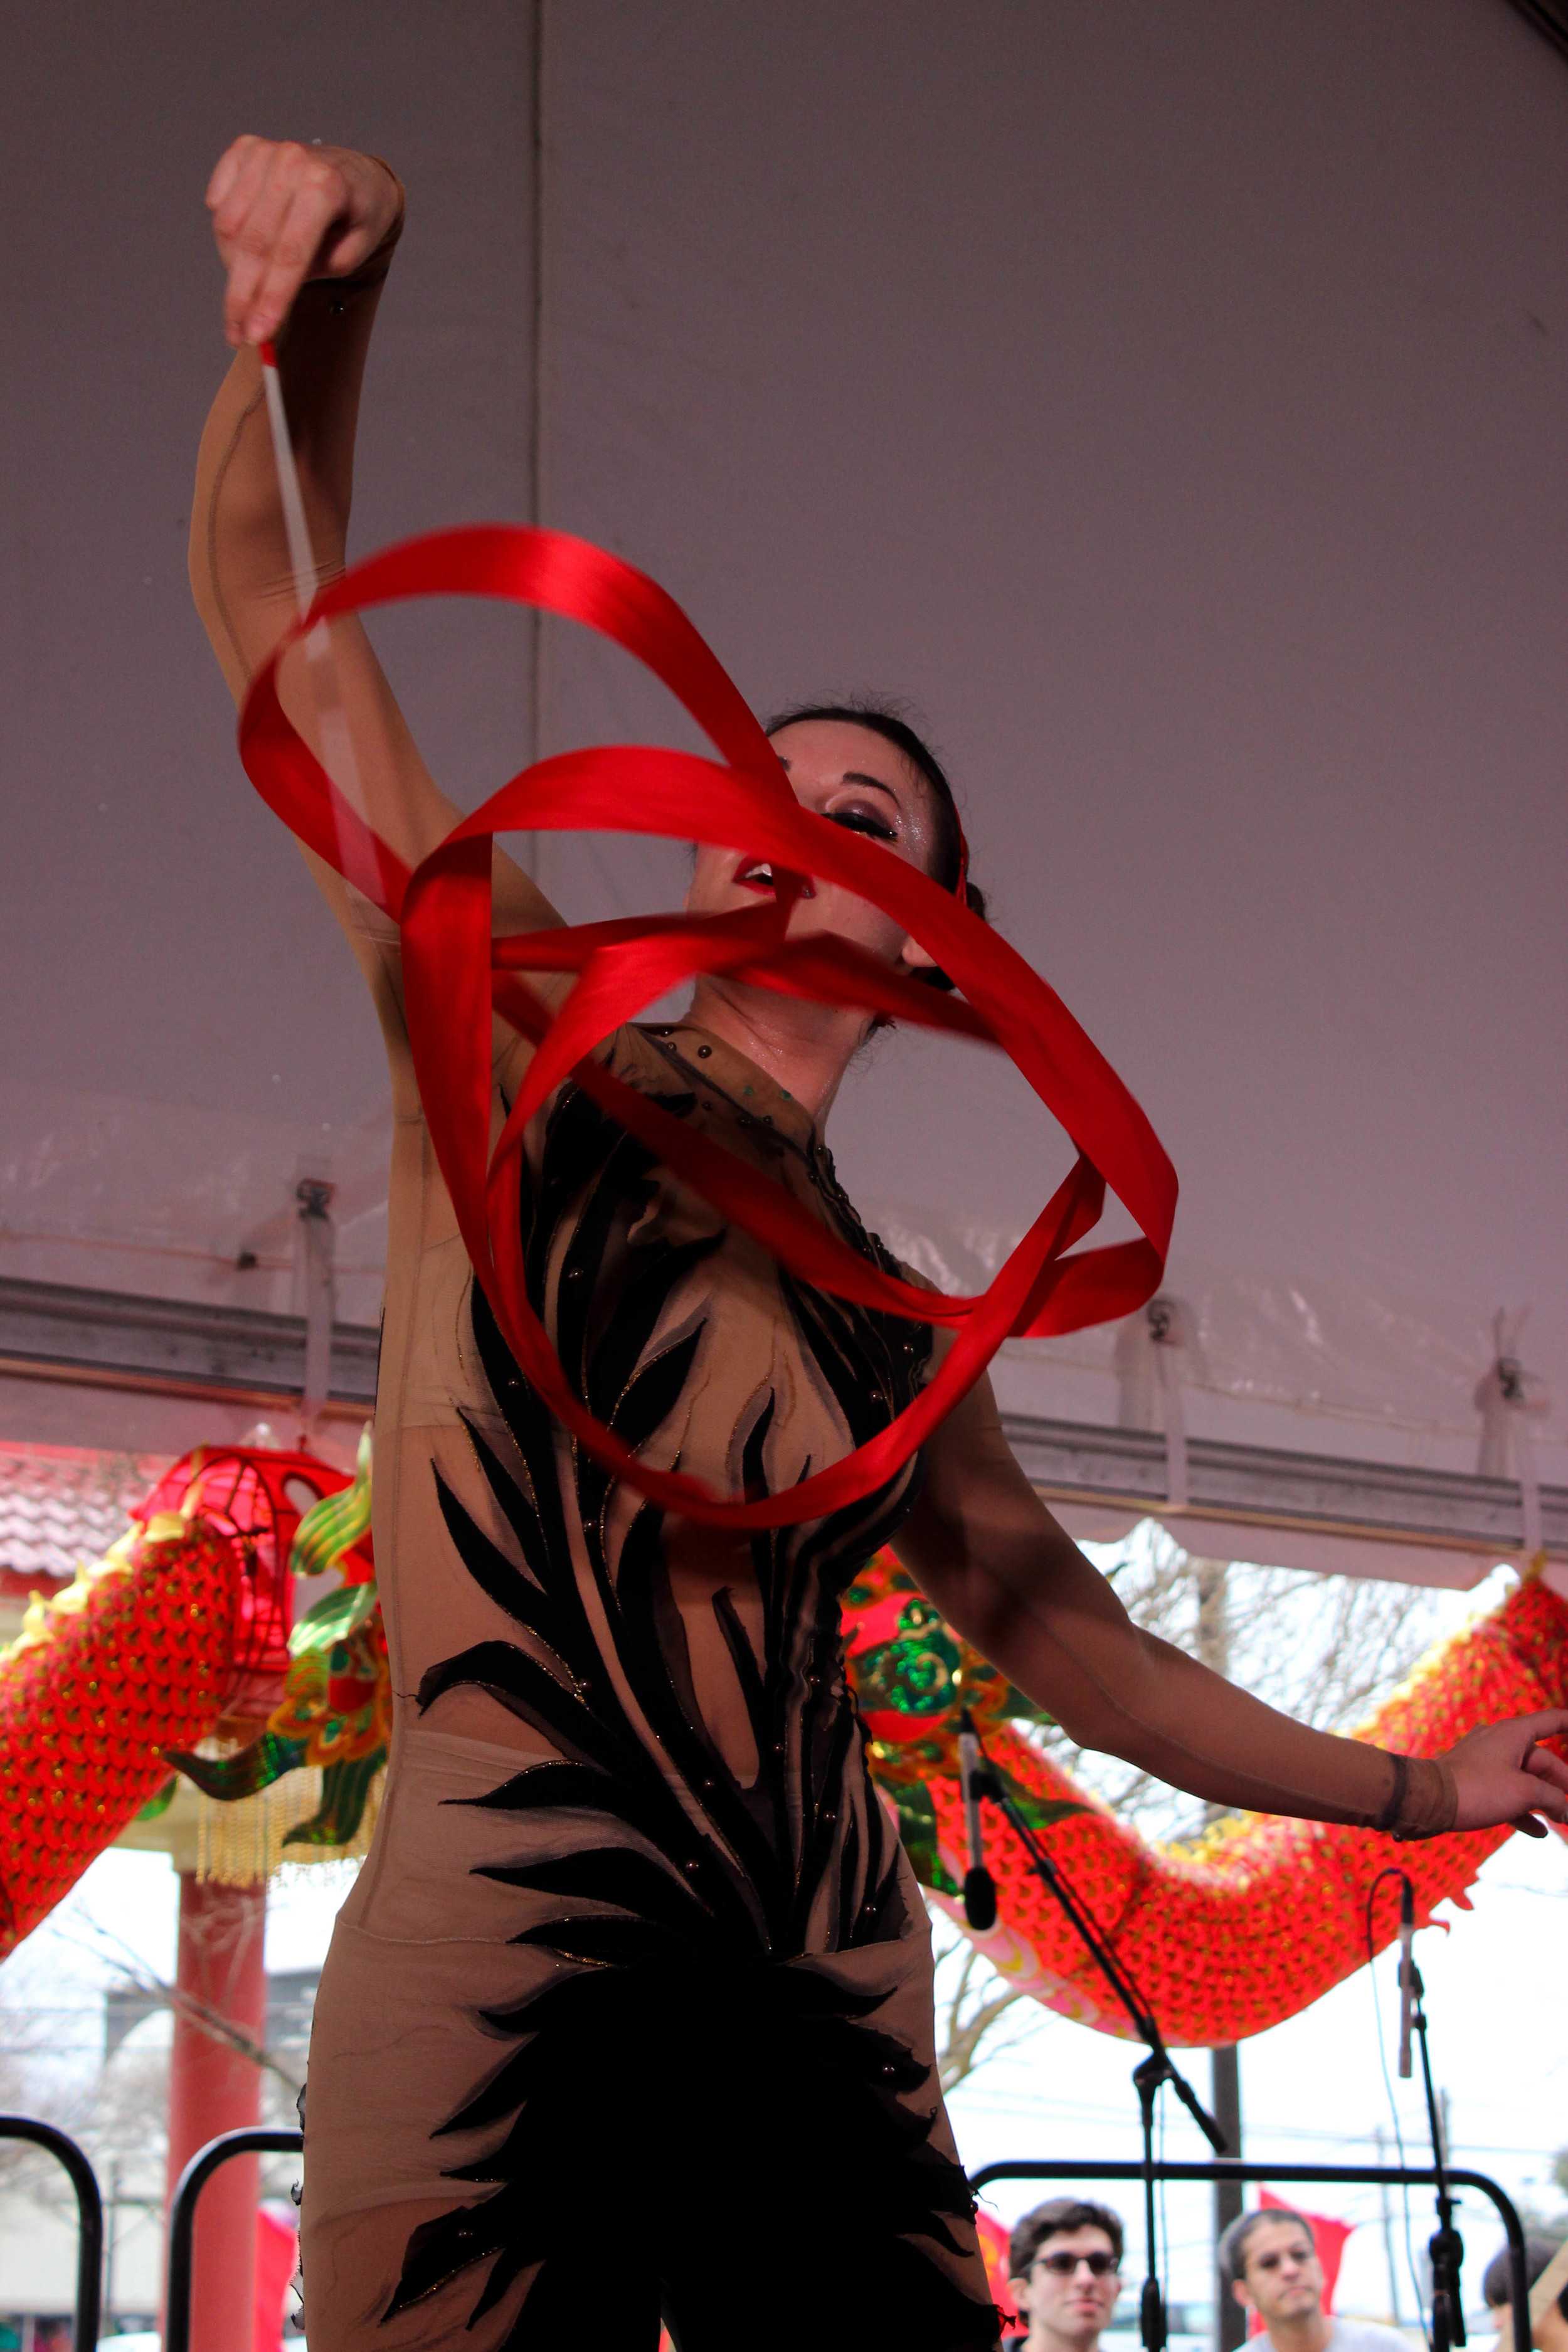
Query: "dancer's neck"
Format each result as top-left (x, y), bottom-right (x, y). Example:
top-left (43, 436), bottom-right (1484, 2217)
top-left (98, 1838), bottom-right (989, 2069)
top-left (682, 980), bottom-right (864, 1128)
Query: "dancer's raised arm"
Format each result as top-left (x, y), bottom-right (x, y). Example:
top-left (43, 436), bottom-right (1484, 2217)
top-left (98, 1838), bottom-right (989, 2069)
top-left (898, 1363), bottom-right (1568, 1839)
top-left (189, 135), bottom-right (562, 970)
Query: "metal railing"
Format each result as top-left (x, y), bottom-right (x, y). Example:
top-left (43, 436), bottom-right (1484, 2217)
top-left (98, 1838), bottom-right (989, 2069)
top-left (4, 1272), bottom-right (1563, 1559)
top-left (970, 2159), bottom-right (1530, 2351)
top-left (164, 2127), bottom-right (303, 2352)
top-left (13, 2117), bottom-right (1532, 2352)
top-left (0, 2115), bottom-right (104, 2352)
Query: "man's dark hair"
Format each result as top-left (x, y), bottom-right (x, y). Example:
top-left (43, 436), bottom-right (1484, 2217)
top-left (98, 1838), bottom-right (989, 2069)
top-left (1217, 2208), bottom-right (1317, 2288)
top-left (764, 700), bottom-right (988, 993)
top-left (1009, 2196), bottom-right (1125, 2280)
top-left (1481, 2235), bottom-right (1567, 2317)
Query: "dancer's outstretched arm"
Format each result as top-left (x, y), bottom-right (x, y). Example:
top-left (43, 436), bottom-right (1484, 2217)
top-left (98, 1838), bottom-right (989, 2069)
top-left (189, 136), bottom-right (563, 996)
top-left (896, 1363), bottom-right (1568, 1838)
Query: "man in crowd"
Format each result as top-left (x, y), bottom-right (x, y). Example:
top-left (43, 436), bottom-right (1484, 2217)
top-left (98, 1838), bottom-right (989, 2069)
top-left (1007, 2197), bottom-right (1126, 2352)
top-left (1483, 2232), bottom-right (1568, 2352)
top-left (1219, 2208), bottom-right (1407, 2352)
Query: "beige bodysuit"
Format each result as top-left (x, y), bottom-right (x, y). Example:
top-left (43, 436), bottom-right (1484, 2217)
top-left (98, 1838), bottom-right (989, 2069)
top-left (189, 225), bottom-right (999, 2345)
top-left (294, 980), bottom-right (993, 2352)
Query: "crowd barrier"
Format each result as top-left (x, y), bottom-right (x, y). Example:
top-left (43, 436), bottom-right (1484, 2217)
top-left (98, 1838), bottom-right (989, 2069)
top-left (972, 2158), bottom-right (1530, 2352)
top-left (0, 2114), bottom-right (104, 2352)
top-left (0, 2117), bottom-right (1536, 2352)
top-left (162, 2129), bottom-right (303, 2352)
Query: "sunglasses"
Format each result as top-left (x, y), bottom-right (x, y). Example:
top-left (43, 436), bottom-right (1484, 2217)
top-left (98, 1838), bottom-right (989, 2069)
top-left (1034, 2253), bottom-right (1120, 2279)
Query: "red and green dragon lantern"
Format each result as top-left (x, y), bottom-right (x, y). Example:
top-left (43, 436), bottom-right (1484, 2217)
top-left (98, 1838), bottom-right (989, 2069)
top-left (157, 1428), bottom-right (389, 1854)
top-left (0, 1438), bottom-right (385, 1956)
top-left (4, 1433), bottom-right (1564, 2043)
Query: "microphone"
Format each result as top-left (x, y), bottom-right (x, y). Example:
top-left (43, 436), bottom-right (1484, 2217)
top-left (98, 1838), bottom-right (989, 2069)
top-left (1397, 1873), bottom-right (1416, 2080)
top-left (958, 1710), bottom-right (997, 1932)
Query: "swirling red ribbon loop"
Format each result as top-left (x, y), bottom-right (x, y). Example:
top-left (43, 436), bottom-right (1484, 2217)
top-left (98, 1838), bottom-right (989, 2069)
top-left (239, 523), bottom-right (1177, 1528)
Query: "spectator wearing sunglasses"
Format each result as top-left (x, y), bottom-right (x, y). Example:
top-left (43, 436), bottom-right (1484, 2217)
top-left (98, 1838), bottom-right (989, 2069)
top-left (1007, 2199), bottom-right (1126, 2352)
top-left (1219, 2210), bottom-right (1408, 2352)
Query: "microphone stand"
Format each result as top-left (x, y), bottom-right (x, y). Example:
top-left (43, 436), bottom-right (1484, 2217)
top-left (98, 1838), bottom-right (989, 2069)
top-left (1394, 1884), bottom-right (1465, 2352)
top-left (967, 1748), bottom-right (1228, 2352)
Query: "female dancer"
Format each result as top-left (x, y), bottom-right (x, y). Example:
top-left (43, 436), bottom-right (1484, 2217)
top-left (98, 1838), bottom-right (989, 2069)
top-left (192, 136), bottom-right (1568, 2352)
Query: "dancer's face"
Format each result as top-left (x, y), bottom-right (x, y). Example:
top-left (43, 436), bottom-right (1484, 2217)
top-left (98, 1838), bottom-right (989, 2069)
top-left (682, 718), bottom-right (942, 981)
top-left (1010, 2227), bottom-right (1123, 2348)
top-left (1232, 2221), bottom-right (1323, 2329)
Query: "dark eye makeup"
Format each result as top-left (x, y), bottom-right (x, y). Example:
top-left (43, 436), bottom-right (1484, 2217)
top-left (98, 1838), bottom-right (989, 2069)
top-left (827, 808), bottom-right (897, 843)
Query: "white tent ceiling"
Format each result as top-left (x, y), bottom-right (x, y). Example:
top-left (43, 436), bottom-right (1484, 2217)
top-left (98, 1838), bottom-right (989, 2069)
top-left (2, 2), bottom-right (1564, 1570)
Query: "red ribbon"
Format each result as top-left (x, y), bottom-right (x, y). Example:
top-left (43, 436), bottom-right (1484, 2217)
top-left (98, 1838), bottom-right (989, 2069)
top-left (240, 524), bottom-right (1176, 1528)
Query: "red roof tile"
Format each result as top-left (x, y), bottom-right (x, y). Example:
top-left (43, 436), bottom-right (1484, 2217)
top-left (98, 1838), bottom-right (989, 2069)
top-left (0, 1441), bottom-right (170, 1592)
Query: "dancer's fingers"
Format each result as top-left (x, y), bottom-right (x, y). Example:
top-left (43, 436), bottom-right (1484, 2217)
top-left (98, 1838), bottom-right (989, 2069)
top-left (208, 136), bottom-right (273, 299)
top-left (217, 142), bottom-right (303, 346)
top-left (208, 134), bottom-right (273, 247)
top-left (1509, 1752), bottom-right (1567, 1834)
top-left (1524, 1744), bottom-right (1568, 1796)
top-left (241, 164), bottom-right (352, 346)
top-left (204, 134), bottom-right (255, 216)
top-left (207, 140), bottom-right (396, 347)
top-left (319, 203), bottom-right (384, 280)
top-left (1447, 1708), bottom-right (1568, 1833)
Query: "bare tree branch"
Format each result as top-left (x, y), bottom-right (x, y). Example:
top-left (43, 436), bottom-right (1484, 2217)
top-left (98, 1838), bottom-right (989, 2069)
top-left (928, 1531), bottom-right (1454, 2084)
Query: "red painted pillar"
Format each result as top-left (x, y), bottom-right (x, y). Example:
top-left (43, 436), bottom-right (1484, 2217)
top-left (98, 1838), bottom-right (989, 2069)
top-left (164, 1873), bottom-right (268, 2352)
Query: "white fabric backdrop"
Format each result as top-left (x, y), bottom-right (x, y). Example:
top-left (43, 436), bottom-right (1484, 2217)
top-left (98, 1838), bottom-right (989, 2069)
top-left (3, 1), bottom-right (1564, 1513)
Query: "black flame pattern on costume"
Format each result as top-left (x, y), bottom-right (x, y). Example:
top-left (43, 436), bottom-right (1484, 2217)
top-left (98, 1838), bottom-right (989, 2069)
top-left (381, 1076), bottom-right (1000, 2349)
